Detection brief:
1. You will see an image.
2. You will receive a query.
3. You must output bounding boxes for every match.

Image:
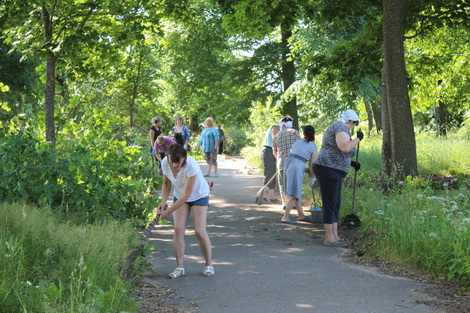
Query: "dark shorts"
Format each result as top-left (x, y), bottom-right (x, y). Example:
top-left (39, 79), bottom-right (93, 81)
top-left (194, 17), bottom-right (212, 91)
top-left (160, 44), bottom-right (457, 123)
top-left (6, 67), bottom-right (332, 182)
top-left (173, 195), bottom-right (210, 207)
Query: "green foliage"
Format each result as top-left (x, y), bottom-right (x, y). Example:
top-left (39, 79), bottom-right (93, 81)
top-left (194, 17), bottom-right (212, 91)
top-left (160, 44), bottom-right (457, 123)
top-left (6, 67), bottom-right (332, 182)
top-left (246, 97), bottom-right (282, 147)
top-left (0, 126), bottom-right (159, 224)
top-left (406, 25), bottom-right (470, 130)
top-left (0, 202), bottom-right (140, 312)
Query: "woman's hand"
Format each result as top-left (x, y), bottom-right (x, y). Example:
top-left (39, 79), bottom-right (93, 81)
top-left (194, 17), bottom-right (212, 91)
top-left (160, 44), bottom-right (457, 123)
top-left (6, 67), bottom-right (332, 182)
top-left (157, 203), bottom-right (169, 219)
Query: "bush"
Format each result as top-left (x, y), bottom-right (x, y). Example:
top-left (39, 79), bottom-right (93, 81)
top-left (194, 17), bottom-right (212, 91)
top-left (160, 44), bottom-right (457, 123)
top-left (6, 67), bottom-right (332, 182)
top-left (0, 127), bottom-right (160, 224)
top-left (0, 202), bottom-right (141, 312)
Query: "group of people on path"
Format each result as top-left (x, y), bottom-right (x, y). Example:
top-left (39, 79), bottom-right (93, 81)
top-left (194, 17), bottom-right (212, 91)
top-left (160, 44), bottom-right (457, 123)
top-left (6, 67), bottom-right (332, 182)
top-left (149, 109), bottom-right (363, 280)
top-left (148, 115), bottom-right (225, 279)
top-left (262, 109), bottom-right (364, 247)
top-left (148, 116), bottom-right (225, 177)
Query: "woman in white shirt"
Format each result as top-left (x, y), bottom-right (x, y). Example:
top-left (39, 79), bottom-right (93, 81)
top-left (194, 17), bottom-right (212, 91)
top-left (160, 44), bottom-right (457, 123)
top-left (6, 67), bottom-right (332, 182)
top-left (157, 144), bottom-right (214, 278)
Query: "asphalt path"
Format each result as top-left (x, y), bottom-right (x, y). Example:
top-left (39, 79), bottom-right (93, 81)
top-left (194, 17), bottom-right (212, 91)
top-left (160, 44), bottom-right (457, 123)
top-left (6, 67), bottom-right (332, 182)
top-left (144, 157), bottom-right (434, 313)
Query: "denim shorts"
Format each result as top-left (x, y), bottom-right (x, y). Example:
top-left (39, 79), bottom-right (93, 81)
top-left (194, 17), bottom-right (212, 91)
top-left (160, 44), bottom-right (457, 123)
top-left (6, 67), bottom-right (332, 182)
top-left (173, 195), bottom-right (209, 207)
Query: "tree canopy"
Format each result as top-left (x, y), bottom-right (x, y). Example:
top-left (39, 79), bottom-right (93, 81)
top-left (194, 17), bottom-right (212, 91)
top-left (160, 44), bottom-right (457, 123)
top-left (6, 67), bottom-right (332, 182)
top-left (1, 0), bottom-right (468, 177)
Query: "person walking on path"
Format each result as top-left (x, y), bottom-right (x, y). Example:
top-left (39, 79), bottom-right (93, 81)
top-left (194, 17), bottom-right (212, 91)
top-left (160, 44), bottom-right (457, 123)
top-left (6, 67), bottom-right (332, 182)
top-left (217, 125), bottom-right (225, 154)
top-left (312, 109), bottom-right (364, 247)
top-left (261, 124), bottom-right (280, 202)
top-left (272, 115), bottom-right (300, 210)
top-left (199, 117), bottom-right (220, 177)
top-left (282, 125), bottom-right (318, 223)
top-left (171, 116), bottom-right (191, 151)
top-left (157, 144), bottom-right (214, 279)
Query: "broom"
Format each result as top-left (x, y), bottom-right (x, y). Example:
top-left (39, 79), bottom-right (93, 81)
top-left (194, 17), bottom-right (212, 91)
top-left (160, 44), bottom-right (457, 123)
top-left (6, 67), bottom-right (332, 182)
top-left (255, 171), bottom-right (278, 205)
top-left (342, 142), bottom-right (362, 228)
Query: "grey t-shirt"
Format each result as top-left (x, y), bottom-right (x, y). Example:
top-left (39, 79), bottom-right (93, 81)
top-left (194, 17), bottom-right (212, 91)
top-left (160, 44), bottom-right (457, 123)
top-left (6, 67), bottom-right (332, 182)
top-left (313, 121), bottom-right (356, 173)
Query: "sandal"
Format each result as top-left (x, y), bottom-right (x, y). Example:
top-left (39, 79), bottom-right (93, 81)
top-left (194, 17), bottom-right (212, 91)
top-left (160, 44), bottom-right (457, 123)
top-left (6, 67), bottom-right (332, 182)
top-left (202, 266), bottom-right (215, 277)
top-left (167, 267), bottom-right (185, 279)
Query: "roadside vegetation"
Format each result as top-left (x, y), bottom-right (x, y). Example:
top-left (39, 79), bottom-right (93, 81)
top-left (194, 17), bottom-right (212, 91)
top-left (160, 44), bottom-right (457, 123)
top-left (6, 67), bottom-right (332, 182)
top-left (1, 0), bottom-right (468, 310)
top-left (0, 202), bottom-right (141, 312)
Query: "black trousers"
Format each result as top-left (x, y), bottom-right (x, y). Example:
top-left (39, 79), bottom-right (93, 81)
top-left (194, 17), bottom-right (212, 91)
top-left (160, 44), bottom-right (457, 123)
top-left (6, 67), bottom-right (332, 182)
top-left (262, 146), bottom-right (277, 189)
top-left (312, 164), bottom-right (346, 224)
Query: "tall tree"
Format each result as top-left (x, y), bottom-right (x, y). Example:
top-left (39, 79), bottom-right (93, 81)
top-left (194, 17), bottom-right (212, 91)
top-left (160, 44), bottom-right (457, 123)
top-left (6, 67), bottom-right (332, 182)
top-left (382, 0), bottom-right (418, 176)
top-left (1, 0), bottom-right (162, 142)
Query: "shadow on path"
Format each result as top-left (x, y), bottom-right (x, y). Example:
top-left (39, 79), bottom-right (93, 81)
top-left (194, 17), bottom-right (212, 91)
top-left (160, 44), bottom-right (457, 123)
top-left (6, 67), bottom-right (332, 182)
top-left (143, 157), bottom-right (433, 313)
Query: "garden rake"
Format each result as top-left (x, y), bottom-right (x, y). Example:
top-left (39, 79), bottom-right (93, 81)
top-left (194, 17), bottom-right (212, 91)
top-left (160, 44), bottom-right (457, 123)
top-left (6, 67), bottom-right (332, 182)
top-left (342, 142), bottom-right (362, 228)
top-left (255, 171), bottom-right (278, 205)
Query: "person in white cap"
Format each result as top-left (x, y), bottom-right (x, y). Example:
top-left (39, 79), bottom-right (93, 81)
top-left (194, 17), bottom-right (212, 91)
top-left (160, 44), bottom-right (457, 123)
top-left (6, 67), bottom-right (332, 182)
top-left (312, 109), bottom-right (364, 247)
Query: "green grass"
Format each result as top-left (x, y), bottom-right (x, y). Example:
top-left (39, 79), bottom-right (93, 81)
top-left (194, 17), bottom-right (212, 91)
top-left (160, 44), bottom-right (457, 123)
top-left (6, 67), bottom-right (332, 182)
top-left (0, 202), bottom-right (140, 312)
top-left (353, 188), bottom-right (469, 288)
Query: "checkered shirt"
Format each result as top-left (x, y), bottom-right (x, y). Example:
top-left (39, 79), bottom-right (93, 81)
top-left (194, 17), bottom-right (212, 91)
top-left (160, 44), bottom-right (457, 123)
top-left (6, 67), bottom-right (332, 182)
top-left (273, 128), bottom-right (300, 169)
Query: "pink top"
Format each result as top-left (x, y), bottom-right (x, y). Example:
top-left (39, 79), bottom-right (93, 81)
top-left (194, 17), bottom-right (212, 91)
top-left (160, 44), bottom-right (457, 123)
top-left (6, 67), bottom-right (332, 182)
top-left (153, 136), bottom-right (175, 153)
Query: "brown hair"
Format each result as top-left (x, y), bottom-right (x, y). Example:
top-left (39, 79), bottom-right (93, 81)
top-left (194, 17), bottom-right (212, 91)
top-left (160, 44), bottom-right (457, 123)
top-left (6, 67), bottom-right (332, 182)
top-left (168, 144), bottom-right (187, 166)
top-left (303, 125), bottom-right (315, 142)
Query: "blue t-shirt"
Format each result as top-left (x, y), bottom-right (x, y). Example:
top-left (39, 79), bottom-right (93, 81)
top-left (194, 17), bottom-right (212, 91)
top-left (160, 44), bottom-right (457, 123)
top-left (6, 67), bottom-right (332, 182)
top-left (199, 126), bottom-right (219, 152)
top-left (263, 125), bottom-right (276, 148)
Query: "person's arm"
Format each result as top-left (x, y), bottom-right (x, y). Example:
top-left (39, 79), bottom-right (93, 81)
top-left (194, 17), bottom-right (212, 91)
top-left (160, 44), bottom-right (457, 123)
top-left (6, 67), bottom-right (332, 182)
top-left (149, 129), bottom-right (155, 147)
top-left (199, 129), bottom-right (204, 147)
top-left (336, 131), bottom-right (360, 153)
top-left (270, 127), bottom-right (277, 141)
top-left (308, 150), bottom-right (317, 178)
top-left (213, 128), bottom-right (220, 151)
top-left (272, 139), bottom-right (279, 158)
top-left (159, 175), bottom-right (196, 219)
top-left (157, 174), bottom-right (172, 215)
top-left (154, 144), bottom-right (162, 160)
top-left (183, 126), bottom-right (190, 149)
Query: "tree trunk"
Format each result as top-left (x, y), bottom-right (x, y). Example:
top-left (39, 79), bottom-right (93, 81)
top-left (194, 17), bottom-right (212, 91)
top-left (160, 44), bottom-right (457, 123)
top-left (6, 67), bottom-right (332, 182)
top-left (130, 51), bottom-right (145, 128)
top-left (383, 0), bottom-right (418, 177)
top-left (372, 102), bottom-right (382, 132)
top-left (42, 4), bottom-right (56, 142)
top-left (364, 97), bottom-right (375, 136)
top-left (280, 25), bottom-right (298, 129)
top-left (381, 65), bottom-right (393, 176)
top-left (437, 79), bottom-right (446, 136)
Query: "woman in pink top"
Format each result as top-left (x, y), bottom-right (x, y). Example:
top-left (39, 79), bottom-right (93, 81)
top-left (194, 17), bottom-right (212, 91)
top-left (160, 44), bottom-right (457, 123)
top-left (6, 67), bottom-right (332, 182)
top-left (153, 135), bottom-right (175, 161)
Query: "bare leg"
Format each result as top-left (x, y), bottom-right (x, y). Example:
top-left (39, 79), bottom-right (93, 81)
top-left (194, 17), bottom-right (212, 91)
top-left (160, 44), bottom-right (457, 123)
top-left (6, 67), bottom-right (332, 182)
top-left (324, 223), bottom-right (336, 243)
top-left (264, 187), bottom-right (269, 199)
top-left (332, 222), bottom-right (340, 241)
top-left (193, 205), bottom-right (212, 266)
top-left (282, 196), bottom-right (297, 221)
top-left (214, 164), bottom-right (218, 175)
top-left (280, 191), bottom-right (288, 207)
top-left (206, 164), bottom-right (212, 176)
top-left (295, 199), bottom-right (306, 219)
top-left (269, 188), bottom-right (276, 200)
top-left (172, 203), bottom-right (191, 268)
